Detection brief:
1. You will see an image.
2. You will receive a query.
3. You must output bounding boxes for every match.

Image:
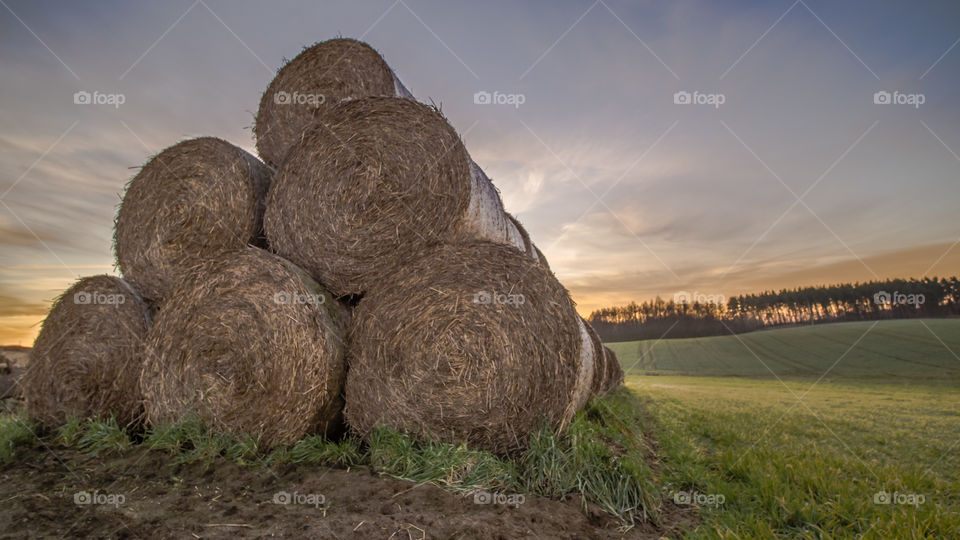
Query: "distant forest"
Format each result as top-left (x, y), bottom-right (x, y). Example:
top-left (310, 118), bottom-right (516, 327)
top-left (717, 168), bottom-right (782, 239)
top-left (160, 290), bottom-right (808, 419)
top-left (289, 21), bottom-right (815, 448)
top-left (587, 277), bottom-right (960, 342)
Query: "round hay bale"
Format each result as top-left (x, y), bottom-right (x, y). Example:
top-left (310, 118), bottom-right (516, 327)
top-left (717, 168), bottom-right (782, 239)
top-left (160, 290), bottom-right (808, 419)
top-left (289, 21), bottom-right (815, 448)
top-left (140, 247), bottom-right (348, 448)
top-left (265, 97), bottom-right (472, 296)
top-left (266, 97), bottom-right (534, 295)
top-left (114, 137), bottom-right (272, 304)
top-left (20, 276), bottom-right (151, 427)
top-left (255, 38), bottom-right (399, 168)
top-left (344, 241), bottom-right (592, 454)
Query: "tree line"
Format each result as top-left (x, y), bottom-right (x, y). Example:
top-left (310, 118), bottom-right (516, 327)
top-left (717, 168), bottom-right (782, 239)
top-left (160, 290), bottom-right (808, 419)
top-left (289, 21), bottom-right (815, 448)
top-left (587, 276), bottom-right (960, 342)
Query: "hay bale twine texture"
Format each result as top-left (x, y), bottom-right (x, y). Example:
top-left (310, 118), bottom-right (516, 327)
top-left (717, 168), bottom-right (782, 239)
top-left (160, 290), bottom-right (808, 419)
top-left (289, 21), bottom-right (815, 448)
top-left (140, 247), bottom-right (347, 448)
top-left (21, 275), bottom-right (151, 426)
top-left (585, 319), bottom-right (608, 397)
top-left (114, 137), bottom-right (272, 304)
top-left (505, 213), bottom-right (546, 267)
top-left (255, 38), bottom-right (398, 168)
top-left (345, 241), bottom-right (590, 454)
top-left (265, 97), bottom-right (473, 296)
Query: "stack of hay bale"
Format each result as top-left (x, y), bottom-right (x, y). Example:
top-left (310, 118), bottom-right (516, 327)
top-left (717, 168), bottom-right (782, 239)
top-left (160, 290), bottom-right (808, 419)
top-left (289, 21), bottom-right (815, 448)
top-left (21, 38), bottom-right (623, 453)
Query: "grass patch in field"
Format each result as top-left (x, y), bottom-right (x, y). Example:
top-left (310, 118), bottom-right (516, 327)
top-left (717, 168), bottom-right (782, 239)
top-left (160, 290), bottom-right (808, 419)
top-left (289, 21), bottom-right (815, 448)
top-left (633, 375), bottom-right (960, 538)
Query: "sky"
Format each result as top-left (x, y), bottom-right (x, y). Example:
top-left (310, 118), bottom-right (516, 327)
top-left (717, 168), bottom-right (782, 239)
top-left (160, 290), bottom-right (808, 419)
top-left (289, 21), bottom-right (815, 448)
top-left (1, 0), bottom-right (959, 344)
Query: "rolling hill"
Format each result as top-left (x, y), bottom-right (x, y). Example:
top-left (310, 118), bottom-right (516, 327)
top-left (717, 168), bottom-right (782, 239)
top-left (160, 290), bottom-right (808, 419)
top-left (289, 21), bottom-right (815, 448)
top-left (607, 318), bottom-right (960, 382)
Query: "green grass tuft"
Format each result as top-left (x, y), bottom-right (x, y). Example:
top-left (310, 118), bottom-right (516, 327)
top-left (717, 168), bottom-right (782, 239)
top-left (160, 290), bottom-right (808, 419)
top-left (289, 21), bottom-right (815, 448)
top-left (364, 388), bottom-right (657, 526)
top-left (144, 416), bottom-right (259, 464)
top-left (289, 435), bottom-right (365, 467)
top-left (77, 417), bottom-right (132, 455)
top-left (0, 412), bottom-right (35, 465)
top-left (53, 416), bottom-right (84, 447)
top-left (369, 427), bottom-right (519, 492)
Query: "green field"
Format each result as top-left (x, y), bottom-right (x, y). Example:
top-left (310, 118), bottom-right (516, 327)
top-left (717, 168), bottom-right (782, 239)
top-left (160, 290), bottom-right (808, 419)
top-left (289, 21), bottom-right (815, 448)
top-left (636, 376), bottom-right (960, 537)
top-left (608, 319), bottom-right (960, 382)
top-left (621, 319), bottom-right (960, 537)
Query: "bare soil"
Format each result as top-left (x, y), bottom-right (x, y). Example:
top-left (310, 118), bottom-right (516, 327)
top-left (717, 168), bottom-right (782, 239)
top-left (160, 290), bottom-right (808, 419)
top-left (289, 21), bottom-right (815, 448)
top-left (0, 445), bottom-right (696, 539)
